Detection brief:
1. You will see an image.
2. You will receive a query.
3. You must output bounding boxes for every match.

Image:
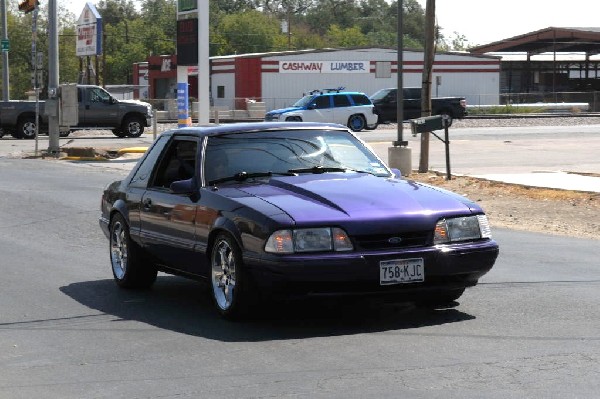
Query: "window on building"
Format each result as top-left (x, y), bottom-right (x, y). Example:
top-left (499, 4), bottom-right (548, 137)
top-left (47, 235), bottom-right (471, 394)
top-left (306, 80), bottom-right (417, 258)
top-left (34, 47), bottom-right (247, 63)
top-left (217, 86), bottom-right (225, 98)
top-left (375, 61), bottom-right (392, 79)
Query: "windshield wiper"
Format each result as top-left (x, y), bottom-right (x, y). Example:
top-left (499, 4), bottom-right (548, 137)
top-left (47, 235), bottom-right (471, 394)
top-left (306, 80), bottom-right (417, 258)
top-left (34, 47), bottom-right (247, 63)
top-left (287, 166), bottom-right (348, 174)
top-left (288, 166), bottom-right (376, 175)
top-left (208, 171), bottom-right (296, 186)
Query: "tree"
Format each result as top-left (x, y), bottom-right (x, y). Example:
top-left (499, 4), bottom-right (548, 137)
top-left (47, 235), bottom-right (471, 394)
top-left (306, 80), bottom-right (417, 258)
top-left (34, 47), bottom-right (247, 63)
top-left (325, 25), bottom-right (368, 47)
top-left (216, 11), bottom-right (282, 54)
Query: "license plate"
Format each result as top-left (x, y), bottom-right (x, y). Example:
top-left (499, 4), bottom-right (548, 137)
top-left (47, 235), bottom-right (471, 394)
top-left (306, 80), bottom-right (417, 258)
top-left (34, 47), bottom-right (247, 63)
top-left (380, 258), bottom-right (424, 285)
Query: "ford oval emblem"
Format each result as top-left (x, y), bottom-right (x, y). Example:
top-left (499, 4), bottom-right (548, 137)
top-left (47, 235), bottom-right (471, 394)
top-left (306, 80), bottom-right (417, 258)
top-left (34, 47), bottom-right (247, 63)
top-left (388, 237), bottom-right (402, 244)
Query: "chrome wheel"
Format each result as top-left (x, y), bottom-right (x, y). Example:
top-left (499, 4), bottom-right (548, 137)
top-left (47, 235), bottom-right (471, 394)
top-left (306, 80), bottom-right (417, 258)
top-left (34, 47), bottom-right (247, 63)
top-left (211, 237), bottom-right (237, 311)
top-left (110, 219), bottom-right (128, 280)
top-left (108, 213), bottom-right (157, 289)
top-left (18, 117), bottom-right (37, 139)
top-left (124, 117), bottom-right (144, 137)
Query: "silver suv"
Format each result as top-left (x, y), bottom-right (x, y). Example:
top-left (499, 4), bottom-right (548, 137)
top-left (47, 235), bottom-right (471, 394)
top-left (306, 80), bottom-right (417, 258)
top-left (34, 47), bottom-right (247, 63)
top-left (265, 89), bottom-right (379, 132)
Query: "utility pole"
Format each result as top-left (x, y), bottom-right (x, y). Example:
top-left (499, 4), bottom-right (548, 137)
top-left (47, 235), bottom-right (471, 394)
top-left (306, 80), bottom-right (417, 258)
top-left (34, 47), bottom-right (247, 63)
top-left (1, 0), bottom-right (9, 100)
top-left (47, 0), bottom-right (60, 156)
top-left (418, 0), bottom-right (435, 173)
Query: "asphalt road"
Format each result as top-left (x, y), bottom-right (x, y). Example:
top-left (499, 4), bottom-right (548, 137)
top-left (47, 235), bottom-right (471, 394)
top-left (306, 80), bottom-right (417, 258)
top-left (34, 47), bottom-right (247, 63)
top-left (1, 157), bottom-right (599, 398)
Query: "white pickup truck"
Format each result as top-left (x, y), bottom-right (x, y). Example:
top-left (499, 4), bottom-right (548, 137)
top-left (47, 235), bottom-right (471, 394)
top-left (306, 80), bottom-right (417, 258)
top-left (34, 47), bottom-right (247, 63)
top-left (0, 85), bottom-right (153, 139)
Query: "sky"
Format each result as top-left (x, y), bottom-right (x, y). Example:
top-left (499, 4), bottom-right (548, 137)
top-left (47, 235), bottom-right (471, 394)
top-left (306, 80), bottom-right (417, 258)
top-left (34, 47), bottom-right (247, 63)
top-left (67, 0), bottom-right (600, 46)
top-left (415, 0), bottom-right (600, 46)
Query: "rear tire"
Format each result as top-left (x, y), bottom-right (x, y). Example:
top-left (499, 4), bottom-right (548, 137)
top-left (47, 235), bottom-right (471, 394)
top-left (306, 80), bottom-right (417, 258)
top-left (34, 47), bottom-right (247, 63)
top-left (109, 213), bottom-right (157, 289)
top-left (16, 116), bottom-right (36, 139)
top-left (348, 114), bottom-right (366, 132)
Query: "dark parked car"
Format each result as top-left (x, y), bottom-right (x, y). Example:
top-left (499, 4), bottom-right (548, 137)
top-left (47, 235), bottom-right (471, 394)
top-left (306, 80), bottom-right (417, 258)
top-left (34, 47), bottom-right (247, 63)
top-left (99, 122), bottom-right (499, 319)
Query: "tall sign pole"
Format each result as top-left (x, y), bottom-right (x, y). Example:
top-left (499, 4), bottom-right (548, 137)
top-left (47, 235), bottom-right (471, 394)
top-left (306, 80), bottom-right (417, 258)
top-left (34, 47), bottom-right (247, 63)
top-left (197, 0), bottom-right (209, 124)
top-left (387, 0), bottom-right (412, 176)
top-left (418, 0), bottom-right (436, 173)
top-left (177, 0), bottom-right (209, 126)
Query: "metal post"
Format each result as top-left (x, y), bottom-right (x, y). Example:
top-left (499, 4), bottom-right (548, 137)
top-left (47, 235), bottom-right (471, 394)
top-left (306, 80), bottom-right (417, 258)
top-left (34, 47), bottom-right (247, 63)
top-left (1, 0), bottom-right (9, 100)
top-left (47, 0), bottom-right (60, 157)
top-left (444, 117), bottom-right (451, 180)
top-left (32, 8), bottom-right (39, 155)
top-left (387, 0), bottom-right (411, 176)
top-left (394, 0), bottom-right (406, 146)
top-left (152, 109), bottom-right (157, 141)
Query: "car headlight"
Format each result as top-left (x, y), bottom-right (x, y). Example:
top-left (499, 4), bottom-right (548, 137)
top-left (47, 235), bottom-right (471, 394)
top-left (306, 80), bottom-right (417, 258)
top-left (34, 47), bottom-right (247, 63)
top-left (265, 227), bottom-right (353, 254)
top-left (434, 215), bottom-right (492, 244)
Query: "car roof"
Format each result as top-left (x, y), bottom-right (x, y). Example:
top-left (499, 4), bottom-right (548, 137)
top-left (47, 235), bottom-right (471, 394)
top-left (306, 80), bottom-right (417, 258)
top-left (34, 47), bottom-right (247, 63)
top-left (162, 122), bottom-right (351, 139)
top-left (313, 91), bottom-right (367, 96)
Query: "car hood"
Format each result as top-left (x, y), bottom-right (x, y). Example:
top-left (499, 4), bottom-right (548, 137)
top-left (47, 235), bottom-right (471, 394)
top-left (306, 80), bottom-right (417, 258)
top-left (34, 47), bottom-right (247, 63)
top-left (119, 99), bottom-right (152, 108)
top-left (265, 106), bottom-right (303, 115)
top-left (230, 173), bottom-right (481, 233)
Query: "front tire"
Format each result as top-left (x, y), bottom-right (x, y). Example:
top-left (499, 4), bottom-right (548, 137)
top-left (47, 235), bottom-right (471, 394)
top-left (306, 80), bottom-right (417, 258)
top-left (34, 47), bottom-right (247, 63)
top-left (122, 116), bottom-right (144, 137)
top-left (285, 116), bottom-right (302, 122)
top-left (348, 114), bottom-right (366, 132)
top-left (109, 213), bottom-right (157, 289)
top-left (210, 233), bottom-right (255, 319)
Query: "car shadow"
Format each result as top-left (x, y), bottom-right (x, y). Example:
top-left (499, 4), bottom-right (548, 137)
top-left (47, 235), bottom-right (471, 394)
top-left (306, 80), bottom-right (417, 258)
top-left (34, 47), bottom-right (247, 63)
top-left (60, 276), bottom-right (475, 342)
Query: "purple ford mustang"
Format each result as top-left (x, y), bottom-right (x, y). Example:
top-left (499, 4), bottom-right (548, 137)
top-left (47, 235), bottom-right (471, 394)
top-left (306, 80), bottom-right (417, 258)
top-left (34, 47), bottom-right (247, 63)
top-left (99, 122), bottom-right (499, 319)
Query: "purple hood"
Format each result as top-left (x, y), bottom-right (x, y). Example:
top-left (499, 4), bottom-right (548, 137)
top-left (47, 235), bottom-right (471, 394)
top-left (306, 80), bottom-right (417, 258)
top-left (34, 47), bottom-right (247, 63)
top-left (228, 173), bottom-right (480, 233)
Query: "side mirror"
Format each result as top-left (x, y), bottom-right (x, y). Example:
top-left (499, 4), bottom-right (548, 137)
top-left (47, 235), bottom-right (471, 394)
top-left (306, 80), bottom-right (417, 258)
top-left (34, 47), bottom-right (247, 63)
top-left (170, 178), bottom-right (196, 195)
top-left (390, 168), bottom-right (403, 179)
top-left (307, 103), bottom-right (316, 110)
top-left (110, 97), bottom-right (118, 104)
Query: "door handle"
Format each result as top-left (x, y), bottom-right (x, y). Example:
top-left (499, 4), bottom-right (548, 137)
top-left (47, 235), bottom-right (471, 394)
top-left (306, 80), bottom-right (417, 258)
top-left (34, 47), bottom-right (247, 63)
top-left (142, 198), bottom-right (152, 211)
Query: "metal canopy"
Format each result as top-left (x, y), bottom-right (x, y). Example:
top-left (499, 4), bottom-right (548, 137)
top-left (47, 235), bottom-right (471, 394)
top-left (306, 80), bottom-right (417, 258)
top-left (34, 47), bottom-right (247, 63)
top-left (470, 27), bottom-right (600, 56)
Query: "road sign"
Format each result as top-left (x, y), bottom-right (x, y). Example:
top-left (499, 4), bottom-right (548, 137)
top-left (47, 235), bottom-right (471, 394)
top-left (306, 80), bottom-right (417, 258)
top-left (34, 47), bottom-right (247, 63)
top-left (1, 39), bottom-right (9, 52)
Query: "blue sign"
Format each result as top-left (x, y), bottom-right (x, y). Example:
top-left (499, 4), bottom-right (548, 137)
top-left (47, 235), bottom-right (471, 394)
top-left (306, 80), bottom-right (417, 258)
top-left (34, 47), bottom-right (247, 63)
top-left (177, 83), bottom-right (191, 128)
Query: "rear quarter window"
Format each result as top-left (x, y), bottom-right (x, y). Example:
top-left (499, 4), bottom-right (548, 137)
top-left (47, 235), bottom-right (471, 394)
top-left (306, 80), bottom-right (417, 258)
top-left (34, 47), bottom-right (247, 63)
top-left (350, 94), bottom-right (372, 106)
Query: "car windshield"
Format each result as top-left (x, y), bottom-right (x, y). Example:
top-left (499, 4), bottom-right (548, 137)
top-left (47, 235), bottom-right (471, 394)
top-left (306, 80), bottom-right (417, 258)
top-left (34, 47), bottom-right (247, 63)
top-left (370, 89), bottom-right (393, 100)
top-left (292, 95), bottom-right (315, 107)
top-left (203, 129), bottom-right (391, 185)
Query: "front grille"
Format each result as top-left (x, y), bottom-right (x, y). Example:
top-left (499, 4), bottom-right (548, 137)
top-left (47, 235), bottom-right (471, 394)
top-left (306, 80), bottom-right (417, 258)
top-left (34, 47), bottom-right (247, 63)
top-left (353, 231), bottom-right (430, 250)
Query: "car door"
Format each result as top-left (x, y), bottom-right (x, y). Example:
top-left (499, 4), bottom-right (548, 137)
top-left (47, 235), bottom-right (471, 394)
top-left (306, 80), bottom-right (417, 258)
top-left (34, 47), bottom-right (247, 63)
top-left (79, 86), bottom-right (118, 127)
top-left (303, 95), bottom-right (333, 123)
top-left (139, 137), bottom-right (201, 272)
top-left (332, 94), bottom-right (353, 124)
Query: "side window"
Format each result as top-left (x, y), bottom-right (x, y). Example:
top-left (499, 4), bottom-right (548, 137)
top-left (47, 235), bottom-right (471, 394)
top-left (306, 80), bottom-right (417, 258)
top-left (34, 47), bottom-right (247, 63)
top-left (150, 138), bottom-right (198, 189)
top-left (129, 136), bottom-right (170, 189)
top-left (313, 96), bottom-right (330, 109)
top-left (333, 94), bottom-right (351, 108)
top-left (90, 89), bottom-right (101, 103)
top-left (350, 94), bottom-right (371, 106)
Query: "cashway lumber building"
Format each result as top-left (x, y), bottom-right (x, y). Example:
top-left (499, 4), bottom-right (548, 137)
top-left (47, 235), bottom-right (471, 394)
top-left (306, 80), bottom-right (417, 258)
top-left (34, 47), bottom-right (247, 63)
top-left (138, 47), bottom-right (500, 111)
top-left (210, 47), bottom-right (500, 111)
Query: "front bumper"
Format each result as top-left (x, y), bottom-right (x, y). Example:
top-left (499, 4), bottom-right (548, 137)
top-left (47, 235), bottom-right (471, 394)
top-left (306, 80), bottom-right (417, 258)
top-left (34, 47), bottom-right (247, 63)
top-left (245, 239), bottom-right (499, 299)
